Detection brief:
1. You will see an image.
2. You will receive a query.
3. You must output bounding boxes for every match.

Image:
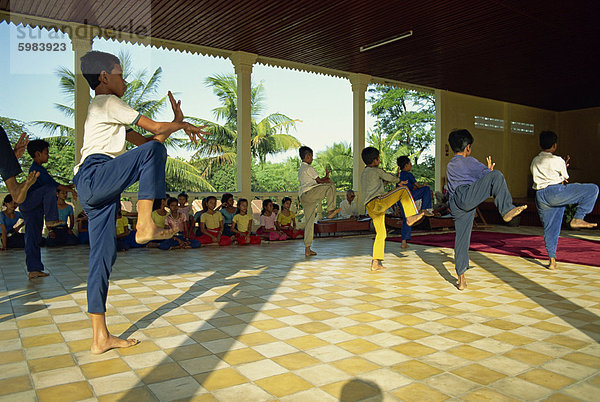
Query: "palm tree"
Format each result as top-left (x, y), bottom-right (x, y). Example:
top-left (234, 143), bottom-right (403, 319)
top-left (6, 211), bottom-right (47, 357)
top-left (185, 73), bottom-right (302, 176)
top-left (314, 142), bottom-right (353, 191)
top-left (33, 50), bottom-right (215, 191)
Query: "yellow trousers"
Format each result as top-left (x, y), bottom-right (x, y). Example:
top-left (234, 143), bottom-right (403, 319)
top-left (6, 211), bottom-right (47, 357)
top-left (366, 186), bottom-right (418, 261)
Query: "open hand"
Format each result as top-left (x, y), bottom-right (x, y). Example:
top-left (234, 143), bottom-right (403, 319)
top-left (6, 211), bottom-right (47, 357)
top-left (486, 156), bottom-right (495, 170)
top-left (169, 91), bottom-right (184, 122)
top-left (13, 132), bottom-right (29, 159)
top-left (184, 123), bottom-right (210, 145)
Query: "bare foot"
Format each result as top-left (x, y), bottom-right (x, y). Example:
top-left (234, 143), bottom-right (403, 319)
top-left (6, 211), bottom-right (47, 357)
top-left (457, 274), bottom-right (467, 290)
top-left (422, 209), bottom-right (434, 217)
top-left (305, 247), bottom-right (317, 257)
top-left (135, 223), bottom-right (177, 244)
top-left (370, 260), bottom-right (386, 272)
top-left (401, 240), bottom-right (410, 249)
top-left (547, 258), bottom-right (557, 270)
top-left (503, 205), bottom-right (527, 222)
top-left (570, 218), bottom-right (597, 229)
top-left (327, 208), bottom-right (341, 219)
top-left (28, 271), bottom-right (49, 279)
top-left (13, 171), bottom-right (40, 204)
top-left (91, 333), bottom-right (139, 354)
top-left (406, 211), bottom-right (425, 226)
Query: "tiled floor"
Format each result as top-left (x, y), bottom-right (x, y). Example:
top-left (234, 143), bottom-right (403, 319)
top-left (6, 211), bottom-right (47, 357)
top-left (1, 225), bottom-right (599, 401)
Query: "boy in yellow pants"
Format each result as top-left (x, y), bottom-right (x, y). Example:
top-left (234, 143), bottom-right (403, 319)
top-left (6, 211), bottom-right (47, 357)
top-left (360, 147), bottom-right (425, 271)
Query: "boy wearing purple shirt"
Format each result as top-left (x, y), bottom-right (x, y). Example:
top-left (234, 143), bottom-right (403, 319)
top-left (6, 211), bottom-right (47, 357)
top-left (446, 129), bottom-right (526, 290)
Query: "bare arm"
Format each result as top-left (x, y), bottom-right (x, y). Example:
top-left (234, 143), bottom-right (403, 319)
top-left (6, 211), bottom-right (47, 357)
top-left (0, 224), bottom-right (7, 250)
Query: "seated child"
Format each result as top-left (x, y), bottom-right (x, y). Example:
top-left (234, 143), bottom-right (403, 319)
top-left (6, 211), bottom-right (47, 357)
top-left (0, 127), bottom-right (39, 204)
top-left (197, 196), bottom-right (232, 246)
top-left (194, 197), bottom-right (208, 237)
top-left (219, 193), bottom-right (236, 238)
top-left (297, 146), bottom-right (338, 256)
top-left (231, 198), bottom-right (261, 245)
top-left (446, 129), bottom-right (527, 290)
top-left (257, 199), bottom-right (287, 241)
top-left (339, 190), bottom-right (359, 218)
top-left (531, 130), bottom-right (598, 270)
top-left (276, 197), bottom-right (304, 239)
top-left (150, 198), bottom-right (190, 250)
top-left (0, 194), bottom-right (25, 249)
top-left (46, 189), bottom-right (79, 247)
top-left (77, 210), bottom-right (89, 244)
top-left (166, 197), bottom-right (200, 248)
top-left (116, 209), bottom-right (135, 251)
top-left (272, 203), bottom-right (280, 217)
top-left (395, 155), bottom-right (434, 249)
top-left (178, 192), bottom-right (194, 232)
top-left (361, 147), bottom-right (424, 272)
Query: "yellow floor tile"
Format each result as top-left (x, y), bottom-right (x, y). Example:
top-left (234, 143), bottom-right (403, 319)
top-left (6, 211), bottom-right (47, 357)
top-left (29, 354), bottom-right (76, 374)
top-left (453, 363), bottom-right (506, 385)
top-left (530, 321), bottom-right (571, 333)
top-left (341, 324), bottom-right (382, 336)
top-left (562, 352), bottom-right (600, 368)
top-left (518, 369), bottom-right (575, 390)
top-left (67, 339), bottom-right (92, 353)
top-left (272, 352), bottom-right (320, 370)
top-left (545, 335), bottom-right (589, 350)
top-left (294, 322), bottom-right (332, 334)
top-left (57, 320), bottom-right (90, 332)
top-left (332, 357), bottom-right (379, 375)
top-left (304, 311), bottom-right (338, 320)
top-left (491, 332), bottom-right (535, 346)
top-left (462, 388), bottom-right (518, 401)
top-left (392, 360), bottom-right (443, 380)
top-left (0, 329), bottom-right (19, 340)
top-left (483, 319), bottom-right (522, 330)
top-left (392, 315), bottom-right (427, 325)
top-left (392, 383), bottom-right (449, 401)
top-left (16, 317), bottom-right (54, 329)
top-left (0, 375), bottom-right (32, 396)
top-left (194, 368), bottom-right (248, 391)
top-left (346, 313), bottom-right (380, 323)
top-left (144, 326), bottom-right (183, 338)
top-left (336, 339), bottom-right (380, 354)
top-left (449, 345), bottom-right (494, 361)
top-left (504, 348), bottom-right (553, 365)
top-left (392, 341), bottom-right (437, 357)
top-left (21, 333), bottom-right (64, 348)
top-left (435, 317), bottom-right (471, 328)
top-left (255, 373), bottom-right (312, 397)
top-left (81, 358), bottom-right (131, 378)
top-left (218, 348), bottom-right (264, 365)
top-left (285, 335), bottom-right (329, 350)
top-left (0, 350), bottom-right (25, 364)
top-left (37, 381), bottom-right (93, 402)
top-left (393, 327), bottom-right (432, 340)
top-left (250, 319), bottom-right (287, 331)
top-left (322, 379), bottom-right (382, 400)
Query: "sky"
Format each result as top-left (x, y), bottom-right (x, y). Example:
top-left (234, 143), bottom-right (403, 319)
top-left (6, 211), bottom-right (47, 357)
top-left (1, 22), bottom-right (381, 163)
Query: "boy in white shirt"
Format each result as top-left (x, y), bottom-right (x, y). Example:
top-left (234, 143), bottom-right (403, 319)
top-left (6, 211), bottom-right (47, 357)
top-left (531, 131), bottom-right (598, 270)
top-left (298, 146), bottom-right (338, 256)
top-left (74, 51), bottom-right (208, 354)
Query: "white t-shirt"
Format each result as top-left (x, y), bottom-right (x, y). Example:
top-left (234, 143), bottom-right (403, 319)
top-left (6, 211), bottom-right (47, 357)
top-left (530, 151), bottom-right (569, 190)
top-left (74, 95), bottom-right (141, 174)
top-left (298, 162), bottom-right (319, 197)
top-left (339, 199), bottom-right (359, 218)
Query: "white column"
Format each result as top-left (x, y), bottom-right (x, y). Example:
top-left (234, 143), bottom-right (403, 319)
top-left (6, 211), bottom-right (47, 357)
top-left (434, 89), bottom-right (443, 192)
top-left (71, 37), bottom-right (93, 165)
top-left (230, 51), bottom-right (258, 199)
top-left (348, 73), bottom-right (371, 211)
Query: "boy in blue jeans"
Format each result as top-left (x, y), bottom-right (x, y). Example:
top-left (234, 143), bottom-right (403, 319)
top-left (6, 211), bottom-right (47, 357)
top-left (531, 131), bottom-right (598, 270)
top-left (446, 129), bottom-right (526, 290)
top-left (395, 155), bottom-right (433, 249)
top-left (75, 51), bottom-right (207, 353)
top-left (20, 139), bottom-right (76, 279)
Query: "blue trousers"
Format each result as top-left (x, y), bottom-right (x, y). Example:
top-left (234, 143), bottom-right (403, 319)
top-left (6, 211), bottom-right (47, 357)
top-left (20, 184), bottom-right (59, 272)
top-left (156, 234), bottom-right (201, 250)
top-left (449, 170), bottom-right (515, 276)
top-left (74, 141), bottom-right (167, 313)
top-left (0, 125), bottom-right (21, 181)
top-left (536, 183), bottom-right (599, 259)
top-left (78, 232), bottom-right (89, 245)
top-left (398, 186), bottom-right (432, 240)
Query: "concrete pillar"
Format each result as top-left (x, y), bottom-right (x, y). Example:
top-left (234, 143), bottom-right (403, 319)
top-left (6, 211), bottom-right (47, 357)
top-left (348, 73), bottom-right (371, 211)
top-left (71, 37), bottom-right (93, 165)
top-left (230, 51), bottom-right (258, 199)
top-left (434, 89), bottom-right (443, 192)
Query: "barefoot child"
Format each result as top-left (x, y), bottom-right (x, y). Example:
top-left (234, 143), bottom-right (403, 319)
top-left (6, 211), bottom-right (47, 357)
top-left (167, 197), bottom-right (200, 249)
top-left (21, 139), bottom-right (76, 278)
top-left (219, 193), bottom-right (237, 238)
top-left (0, 194), bottom-right (25, 250)
top-left (396, 155), bottom-right (434, 249)
top-left (74, 50), bottom-right (208, 353)
top-left (198, 196), bottom-right (232, 246)
top-left (46, 189), bottom-right (79, 247)
top-left (276, 197), bottom-right (304, 239)
top-left (531, 130), bottom-right (598, 270)
top-left (298, 146), bottom-right (338, 256)
top-left (361, 147), bottom-right (424, 272)
top-left (0, 127), bottom-right (39, 203)
top-left (447, 129), bottom-right (527, 290)
top-left (232, 198), bottom-right (261, 245)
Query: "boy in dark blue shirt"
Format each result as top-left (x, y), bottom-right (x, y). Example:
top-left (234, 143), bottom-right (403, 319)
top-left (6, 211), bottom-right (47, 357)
top-left (20, 139), bottom-right (76, 279)
top-left (446, 129), bottom-right (526, 290)
top-left (396, 155), bottom-right (433, 249)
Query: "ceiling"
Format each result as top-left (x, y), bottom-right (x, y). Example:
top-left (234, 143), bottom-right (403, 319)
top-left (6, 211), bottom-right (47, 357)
top-left (3, 0), bottom-right (600, 111)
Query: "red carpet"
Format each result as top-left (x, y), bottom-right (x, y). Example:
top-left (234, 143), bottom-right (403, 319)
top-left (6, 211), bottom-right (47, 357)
top-left (387, 231), bottom-right (600, 267)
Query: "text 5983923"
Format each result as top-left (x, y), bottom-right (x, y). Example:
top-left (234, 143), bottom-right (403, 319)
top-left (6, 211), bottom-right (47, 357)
top-left (17, 43), bottom-right (67, 51)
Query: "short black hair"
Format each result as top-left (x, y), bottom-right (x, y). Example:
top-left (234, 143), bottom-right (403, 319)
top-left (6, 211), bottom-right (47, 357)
top-left (397, 155), bottom-right (410, 169)
top-left (3, 194), bottom-right (13, 205)
top-left (167, 197), bottom-right (178, 207)
top-left (178, 192), bottom-right (188, 200)
top-left (152, 198), bottom-right (163, 211)
top-left (27, 139), bottom-right (49, 158)
top-left (361, 147), bottom-right (380, 165)
top-left (206, 195), bottom-right (217, 204)
top-left (221, 193), bottom-right (234, 204)
top-left (261, 198), bottom-right (273, 215)
top-left (299, 146), bottom-right (313, 160)
top-left (281, 197), bottom-right (292, 206)
top-left (273, 203), bottom-right (279, 211)
top-left (80, 51), bottom-right (121, 90)
top-left (236, 198), bottom-right (248, 213)
top-left (539, 131), bottom-right (558, 150)
top-left (448, 129), bottom-right (474, 153)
